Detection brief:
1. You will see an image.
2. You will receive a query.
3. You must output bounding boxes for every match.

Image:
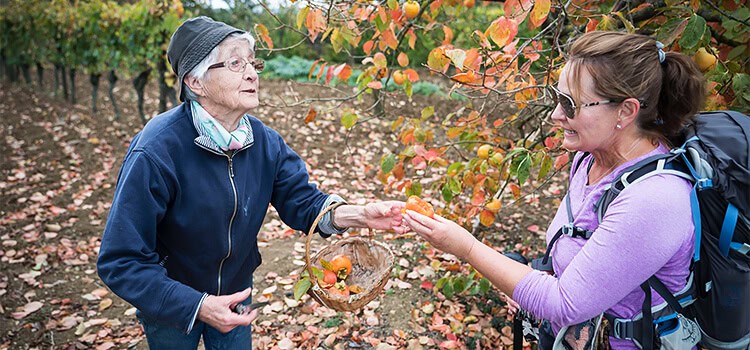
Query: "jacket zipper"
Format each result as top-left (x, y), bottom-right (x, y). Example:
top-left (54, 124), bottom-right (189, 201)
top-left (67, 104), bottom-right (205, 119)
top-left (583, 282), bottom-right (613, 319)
top-left (217, 150), bottom-right (238, 295)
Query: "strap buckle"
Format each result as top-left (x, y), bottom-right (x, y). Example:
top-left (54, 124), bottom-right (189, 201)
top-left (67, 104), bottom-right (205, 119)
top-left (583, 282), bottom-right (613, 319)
top-left (562, 224), bottom-right (593, 239)
top-left (562, 224), bottom-right (575, 237)
top-left (696, 178), bottom-right (713, 190)
top-left (612, 318), bottom-right (633, 340)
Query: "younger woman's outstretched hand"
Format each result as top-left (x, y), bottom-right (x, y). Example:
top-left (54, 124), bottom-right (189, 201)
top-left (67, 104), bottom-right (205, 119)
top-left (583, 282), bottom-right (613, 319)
top-left (402, 210), bottom-right (478, 260)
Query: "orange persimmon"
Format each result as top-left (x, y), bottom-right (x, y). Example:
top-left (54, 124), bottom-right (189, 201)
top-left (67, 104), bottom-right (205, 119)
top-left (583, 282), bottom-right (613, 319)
top-left (405, 196), bottom-right (435, 218)
top-left (329, 254), bottom-right (353, 280)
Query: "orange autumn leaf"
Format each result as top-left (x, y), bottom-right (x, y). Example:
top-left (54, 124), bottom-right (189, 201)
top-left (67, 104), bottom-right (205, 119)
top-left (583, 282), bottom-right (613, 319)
top-left (479, 209), bottom-right (495, 226)
top-left (397, 52), bottom-right (410, 67)
top-left (304, 107), bottom-right (317, 124)
top-left (367, 81), bottom-right (383, 89)
top-left (451, 71), bottom-right (479, 84)
top-left (528, 0), bottom-right (550, 29)
top-left (305, 8), bottom-right (327, 42)
top-left (382, 27), bottom-right (399, 50)
top-left (403, 68), bottom-right (420, 82)
top-left (442, 25), bottom-right (454, 45)
top-left (363, 40), bottom-right (375, 55)
top-left (255, 24), bottom-right (273, 49)
top-left (427, 47), bottom-right (450, 72)
top-left (486, 16), bottom-right (518, 48)
top-left (333, 63), bottom-right (352, 81)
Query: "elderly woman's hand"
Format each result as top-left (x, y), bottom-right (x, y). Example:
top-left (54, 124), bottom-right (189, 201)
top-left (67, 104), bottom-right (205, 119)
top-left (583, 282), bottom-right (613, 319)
top-left (363, 201), bottom-right (409, 233)
top-left (402, 210), bottom-right (477, 260)
top-left (198, 288), bottom-right (259, 334)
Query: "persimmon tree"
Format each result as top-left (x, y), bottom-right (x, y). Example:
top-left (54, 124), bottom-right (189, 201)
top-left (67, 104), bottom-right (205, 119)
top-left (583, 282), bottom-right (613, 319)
top-left (257, 0), bottom-right (749, 232)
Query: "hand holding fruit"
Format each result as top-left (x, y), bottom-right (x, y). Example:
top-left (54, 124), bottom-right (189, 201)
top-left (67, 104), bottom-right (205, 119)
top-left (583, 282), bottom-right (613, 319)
top-left (402, 207), bottom-right (478, 261)
top-left (362, 201), bottom-right (408, 233)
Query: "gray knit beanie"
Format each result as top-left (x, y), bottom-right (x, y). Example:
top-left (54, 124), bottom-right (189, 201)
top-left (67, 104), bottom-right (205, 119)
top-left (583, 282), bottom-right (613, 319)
top-left (167, 16), bottom-right (244, 101)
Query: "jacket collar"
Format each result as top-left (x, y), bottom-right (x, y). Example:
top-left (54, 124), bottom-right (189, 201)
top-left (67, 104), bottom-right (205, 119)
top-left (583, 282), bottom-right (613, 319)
top-left (186, 102), bottom-right (255, 155)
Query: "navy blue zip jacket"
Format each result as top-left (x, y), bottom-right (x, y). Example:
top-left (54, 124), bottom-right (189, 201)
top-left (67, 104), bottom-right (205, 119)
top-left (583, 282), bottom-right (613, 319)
top-left (97, 103), bottom-right (340, 333)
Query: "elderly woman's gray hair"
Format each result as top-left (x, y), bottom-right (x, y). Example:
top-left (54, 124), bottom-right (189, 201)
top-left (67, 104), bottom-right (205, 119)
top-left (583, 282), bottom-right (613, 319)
top-left (181, 32), bottom-right (256, 102)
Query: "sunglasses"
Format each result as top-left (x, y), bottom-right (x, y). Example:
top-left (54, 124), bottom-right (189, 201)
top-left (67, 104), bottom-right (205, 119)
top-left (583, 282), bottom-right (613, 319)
top-left (546, 85), bottom-right (618, 119)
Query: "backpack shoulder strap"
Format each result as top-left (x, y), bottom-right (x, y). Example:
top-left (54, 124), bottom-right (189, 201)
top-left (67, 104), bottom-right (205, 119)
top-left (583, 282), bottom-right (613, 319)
top-left (593, 151), bottom-right (691, 222)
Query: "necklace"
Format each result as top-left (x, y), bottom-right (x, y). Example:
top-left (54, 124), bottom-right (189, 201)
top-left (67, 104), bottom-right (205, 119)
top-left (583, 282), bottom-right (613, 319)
top-left (588, 139), bottom-right (642, 185)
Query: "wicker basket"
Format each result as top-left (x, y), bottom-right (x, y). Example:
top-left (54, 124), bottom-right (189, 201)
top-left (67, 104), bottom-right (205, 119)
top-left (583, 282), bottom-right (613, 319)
top-left (303, 202), bottom-right (394, 312)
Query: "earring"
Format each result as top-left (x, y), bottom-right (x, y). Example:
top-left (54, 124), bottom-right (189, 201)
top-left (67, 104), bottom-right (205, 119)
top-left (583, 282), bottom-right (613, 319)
top-left (616, 124), bottom-right (622, 129)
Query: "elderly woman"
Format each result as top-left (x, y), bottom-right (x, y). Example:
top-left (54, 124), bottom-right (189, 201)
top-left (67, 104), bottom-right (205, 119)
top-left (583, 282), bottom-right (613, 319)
top-left (97, 16), bottom-right (405, 349)
top-left (403, 31), bottom-right (705, 349)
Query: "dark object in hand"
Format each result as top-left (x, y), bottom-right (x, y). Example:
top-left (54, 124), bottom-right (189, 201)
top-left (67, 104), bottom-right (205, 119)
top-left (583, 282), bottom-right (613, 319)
top-left (232, 301), bottom-right (269, 314)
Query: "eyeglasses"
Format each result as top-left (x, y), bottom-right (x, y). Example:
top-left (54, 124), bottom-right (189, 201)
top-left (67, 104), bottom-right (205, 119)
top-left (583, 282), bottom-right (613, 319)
top-left (546, 85), bottom-right (618, 119)
top-left (208, 56), bottom-right (265, 73)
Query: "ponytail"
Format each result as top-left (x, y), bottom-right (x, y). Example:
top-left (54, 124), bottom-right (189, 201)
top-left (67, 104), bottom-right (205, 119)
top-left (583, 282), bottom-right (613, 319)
top-left (655, 52), bottom-right (705, 138)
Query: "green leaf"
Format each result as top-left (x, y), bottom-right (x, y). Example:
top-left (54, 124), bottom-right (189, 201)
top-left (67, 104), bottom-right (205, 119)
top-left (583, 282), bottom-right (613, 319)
top-left (320, 258), bottom-right (333, 271)
top-left (294, 277), bottom-right (312, 300)
top-left (404, 79), bottom-right (413, 98)
top-left (436, 276), bottom-right (448, 289)
top-left (421, 106), bottom-right (435, 119)
top-left (732, 74), bottom-right (750, 99)
top-left (401, 146), bottom-right (417, 157)
top-left (656, 18), bottom-right (689, 46)
top-left (311, 266), bottom-right (324, 281)
top-left (442, 185), bottom-right (454, 202)
top-left (374, 15), bottom-right (388, 33)
top-left (453, 276), bottom-right (466, 294)
top-left (679, 14), bottom-right (707, 50)
top-left (381, 153), bottom-right (397, 174)
top-left (728, 45), bottom-right (747, 61)
top-left (538, 153), bottom-right (553, 180)
top-left (341, 110), bottom-right (358, 129)
top-left (447, 176), bottom-right (462, 194)
top-left (479, 278), bottom-right (491, 294)
top-left (446, 162), bottom-right (465, 176)
top-left (387, 0), bottom-right (398, 10)
top-left (406, 182), bottom-right (422, 197)
top-left (511, 153), bottom-right (533, 185)
top-left (442, 280), bottom-right (455, 299)
top-left (613, 12), bottom-right (635, 33)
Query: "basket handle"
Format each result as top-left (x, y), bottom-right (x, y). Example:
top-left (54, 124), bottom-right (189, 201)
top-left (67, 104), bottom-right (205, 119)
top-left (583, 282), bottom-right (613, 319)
top-left (304, 201), bottom-right (347, 285)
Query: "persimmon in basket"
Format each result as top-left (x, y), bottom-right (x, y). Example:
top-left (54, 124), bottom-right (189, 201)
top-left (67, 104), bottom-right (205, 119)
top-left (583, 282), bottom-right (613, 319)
top-left (404, 196), bottom-right (434, 218)
top-left (321, 254), bottom-right (364, 297)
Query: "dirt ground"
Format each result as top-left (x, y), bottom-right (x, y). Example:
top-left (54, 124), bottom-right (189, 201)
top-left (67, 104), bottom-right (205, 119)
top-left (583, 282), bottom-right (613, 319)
top-left (0, 70), bottom-right (557, 349)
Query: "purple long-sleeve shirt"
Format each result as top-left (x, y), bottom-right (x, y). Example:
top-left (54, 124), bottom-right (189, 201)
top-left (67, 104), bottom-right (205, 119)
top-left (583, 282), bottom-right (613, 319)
top-left (513, 145), bottom-right (695, 348)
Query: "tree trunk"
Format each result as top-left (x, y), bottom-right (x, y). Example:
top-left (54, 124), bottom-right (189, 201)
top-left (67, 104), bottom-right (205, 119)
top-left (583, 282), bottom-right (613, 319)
top-left (90, 73), bottom-right (101, 113)
top-left (373, 88), bottom-right (386, 117)
top-left (133, 69), bottom-right (151, 124)
top-left (61, 65), bottom-right (69, 100)
top-left (0, 53), bottom-right (5, 81)
top-left (20, 63), bottom-right (31, 85)
top-left (54, 64), bottom-right (61, 96)
top-left (108, 70), bottom-right (122, 120)
top-left (8, 64), bottom-right (19, 83)
top-left (36, 62), bottom-right (44, 90)
top-left (69, 68), bottom-right (77, 104)
top-left (157, 54), bottom-right (169, 112)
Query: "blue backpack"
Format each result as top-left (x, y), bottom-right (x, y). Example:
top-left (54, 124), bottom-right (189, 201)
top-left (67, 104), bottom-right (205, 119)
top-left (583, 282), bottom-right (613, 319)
top-left (532, 110), bottom-right (750, 349)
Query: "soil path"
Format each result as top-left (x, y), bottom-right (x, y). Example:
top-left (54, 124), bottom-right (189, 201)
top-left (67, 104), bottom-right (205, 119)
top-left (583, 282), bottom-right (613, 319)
top-left (0, 76), bottom-right (554, 349)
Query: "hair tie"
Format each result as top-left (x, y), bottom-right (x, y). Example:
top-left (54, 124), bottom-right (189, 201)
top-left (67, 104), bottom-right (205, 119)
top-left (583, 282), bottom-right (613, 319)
top-left (656, 41), bottom-right (666, 64)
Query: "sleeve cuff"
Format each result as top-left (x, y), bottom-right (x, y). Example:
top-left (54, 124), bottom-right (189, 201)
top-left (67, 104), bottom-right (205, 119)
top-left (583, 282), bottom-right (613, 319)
top-left (317, 195), bottom-right (348, 237)
top-left (185, 292), bottom-right (209, 335)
